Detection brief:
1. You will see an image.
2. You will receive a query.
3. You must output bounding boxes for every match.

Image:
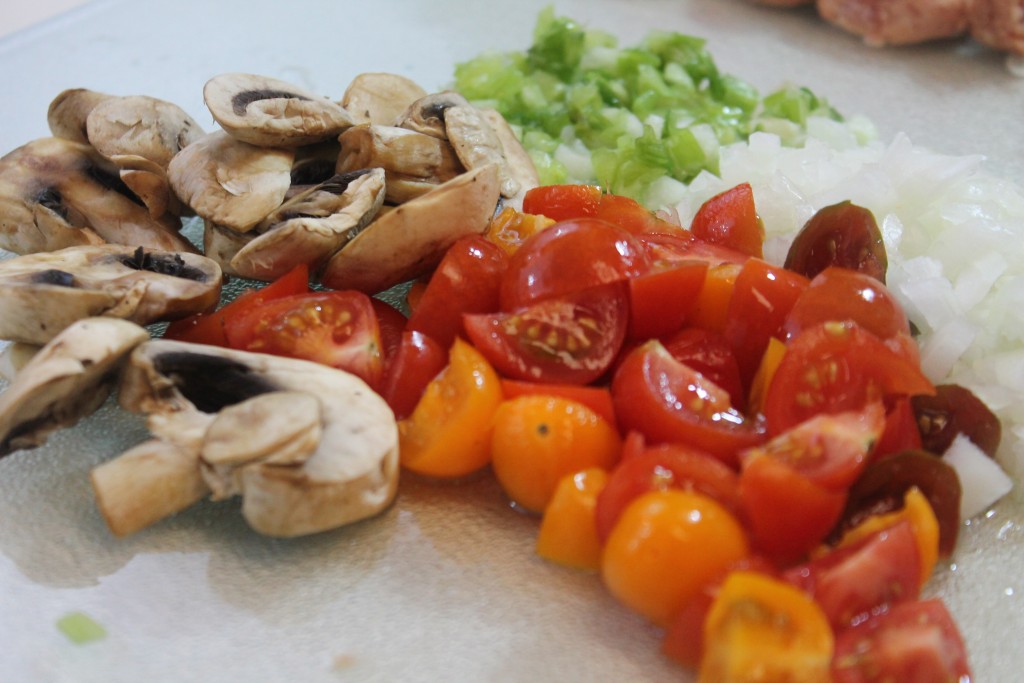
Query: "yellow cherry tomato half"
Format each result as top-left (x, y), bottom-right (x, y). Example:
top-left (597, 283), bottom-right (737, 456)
top-left (491, 395), bottom-right (621, 514)
top-left (536, 468), bottom-right (610, 571)
top-left (699, 571), bottom-right (834, 683)
top-left (398, 338), bottom-right (503, 479)
top-left (601, 489), bottom-right (749, 627)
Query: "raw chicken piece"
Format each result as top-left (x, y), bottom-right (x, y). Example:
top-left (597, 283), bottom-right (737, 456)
top-left (817, 0), bottom-right (970, 46)
top-left (968, 0), bottom-right (1024, 54)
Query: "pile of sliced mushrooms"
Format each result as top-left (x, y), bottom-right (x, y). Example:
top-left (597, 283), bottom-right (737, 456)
top-left (0, 71), bottom-right (539, 537)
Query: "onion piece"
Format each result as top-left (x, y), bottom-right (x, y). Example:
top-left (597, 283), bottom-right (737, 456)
top-left (943, 434), bottom-right (1013, 520)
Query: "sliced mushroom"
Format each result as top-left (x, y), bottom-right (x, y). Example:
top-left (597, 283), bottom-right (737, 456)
top-left (444, 104), bottom-right (522, 200)
top-left (319, 163), bottom-right (501, 293)
top-left (341, 72), bottom-right (428, 126)
top-left (479, 108), bottom-right (540, 210)
top-left (0, 138), bottom-right (196, 255)
top-left (289, 140), bottom-right (343, 194)
top-left (0, 342), bottom-right (40, 382)
top-left (0, 318), bottom-right (149, 457)
top-left (97, 339), bottom-right (399, 537)
top-left (395, 91), bottom-right (471, 139)
top-left (204, 73), bottom-right (356, 148)
top-left (203, 221), bottom-right (254, 278)
top-left (84, 95), bottom-right (205, 219)
top-left (230, 168), bottom-right (386, 281)
top-left (47, 88), bottom-right (114, 144)
top-left (0, 244), bottom-right (222, 345)
top-left (336, 124), bottom-right (463, 204)
top-left (167, 130), bottom-right (294, 233)
top-left (92, 405), bottom-right (214, 538)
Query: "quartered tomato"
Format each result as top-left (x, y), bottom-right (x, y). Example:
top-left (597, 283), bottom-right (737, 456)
top-left (536, 468), bottom-right (609, 571)
top-left (163, 262), bottom-right (310, 346)
top-left (627, 259), bottom-right (707, 341)
top-left (223, 289), bottom-right (384, 389)
top-left (723, 257), bottom-right (809, 385)
top-left (784, 518), bottom-right (922, 629)
top-left (378, 330), bottom-right (447, 420)
top-left (762, 321), bottom-right (935, 436)
top-left (406, 235), bottom-right (508, 349)
top-left (499, 218), bottom-right (649, 309)
top-left (689, 182), bottom-right (765, 258)
top-left (522, 183), bottom-right (603, 221)
top-left (370, 297), bottom-right (408, 366)
top-left (831, 599), bottom-right (972, 683)
top-left (465, 282), bottom-right (629, 385)
top-left (661, 328), bottom-right (745, 410)
top-left (612, 340), bottom-right (765, 466)
top-left (398, 338), bottom-right (503, 479)
top-left (699, 571), bottom-right (834, 683)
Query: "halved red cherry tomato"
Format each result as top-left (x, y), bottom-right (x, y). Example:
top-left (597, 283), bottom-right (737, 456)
top-left (163, 263), bottom-right (310, 346)
top-left (831, 599), bottom-right (972, 683)
top-left (723, 257), bottom-right (809, 385)
top-left (370, 297), bottom-right (407, 367)
top-left (223, 289), bottom-right (383, 389)
top-left (379, 330), bottom-right (447, 420)
top-left (465, 283), bottom-right (629, 385)
top-left (739, 451), bottom-right (847, 564)
top-left (872, 397), bottom-right (923, 461)
top-left (612, 340), bottom-right (766, 467)
top-left (627, 260), bottom-right (707, 341)
top-left (783, 267), bottom-right (911, 345)
top-left (594, 434), bottom-right (742, 543)
top-left (522, 184), bottom-right (603, 221)
top-left (406, 235), bottom-right (508, 349)
top-left (594, 193), bottom-right (680, 234)
top-left (763, 321), bottom-right (935, 436)
top-left (690, 182), bottom-right (765, 258)
top-left (499, 218), bottom-right (649, 309)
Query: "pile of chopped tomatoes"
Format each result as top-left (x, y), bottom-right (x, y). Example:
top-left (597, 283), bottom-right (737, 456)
top-left (166, 182), bottom-right (1000, 682)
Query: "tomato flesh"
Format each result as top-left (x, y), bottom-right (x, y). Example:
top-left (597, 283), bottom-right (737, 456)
top-left (465, 283), bottom-right (629, 385)
top-left (689, 182), bottom-right (765, 258)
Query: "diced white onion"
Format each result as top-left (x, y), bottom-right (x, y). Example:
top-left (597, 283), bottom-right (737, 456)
top-left (944, 434), bottom-right (1014, 520)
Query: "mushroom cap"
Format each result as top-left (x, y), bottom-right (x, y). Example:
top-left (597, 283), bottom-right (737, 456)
top-left (230, 168), bottom-right (386, 282)
top-left (115, 339), bottom-right (399, 537)
top-left (444, 104), bottom-right (522, 200)
top-left (319, 163), bottom-right (501, 294)
top-left (167, 130), bottom-right (294, 233)
top-left (0, 317), bottom-right (149, 457)
top-left (204, 73), bottom-right (356, 148)
top-left (341, 72), bottom-right (428, 126)
top-left (0, 244), bottom-right (222, 345)
top-left (0, 137), bottom-right (196, 255)
top-left (395, 91), bottom-right (471, 139)
top-left (47, 88), bottom-right (114, 144)
top-left (86, 95), bottom-right (205, 169)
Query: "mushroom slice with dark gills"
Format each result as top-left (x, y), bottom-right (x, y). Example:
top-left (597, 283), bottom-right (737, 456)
top-left (92, 340), bottom-right (400, 538)
top-left (0, 244), bottom-right (222, 345)
top-left (167, 130), bottom-right (294, 233)
top-left (394, 91), bottom-right (471, 139)
top-left (204, 73), bottom-right (356, 148)
top-left (0, 317), bottom-right (149, 457)
top-left (230, 168), bottom-right (386, 282)
top-left (336, 124), bottom-right (463, 204)
top-left (84, 95), bottom-right (206, 219)
top-left (320, 163), bottom-right (501, 294)
top-left (341, 72), bottom-right (428, 126)
top-left (0, 138), bottom-right (197, 255)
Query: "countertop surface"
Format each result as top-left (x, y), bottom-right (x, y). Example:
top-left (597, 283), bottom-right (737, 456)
top-left (1, 1), bottom-right (1022, 681)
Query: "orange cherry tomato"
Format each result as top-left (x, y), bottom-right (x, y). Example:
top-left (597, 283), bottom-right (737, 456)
top-left (601, 489), bottom-right (749, 627)
top-left (699, 571), bottom-right (834, 683)
top-left (535, 468), bottom-right (609, 571)
top-left (499, 379), bottom-right (617, 427)
top-left (398, 338), bottom-right (503, 479)
top-left (491, 395), bottom-right (621, 513)
top-left (485, 206), bottom-right (555, 254)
